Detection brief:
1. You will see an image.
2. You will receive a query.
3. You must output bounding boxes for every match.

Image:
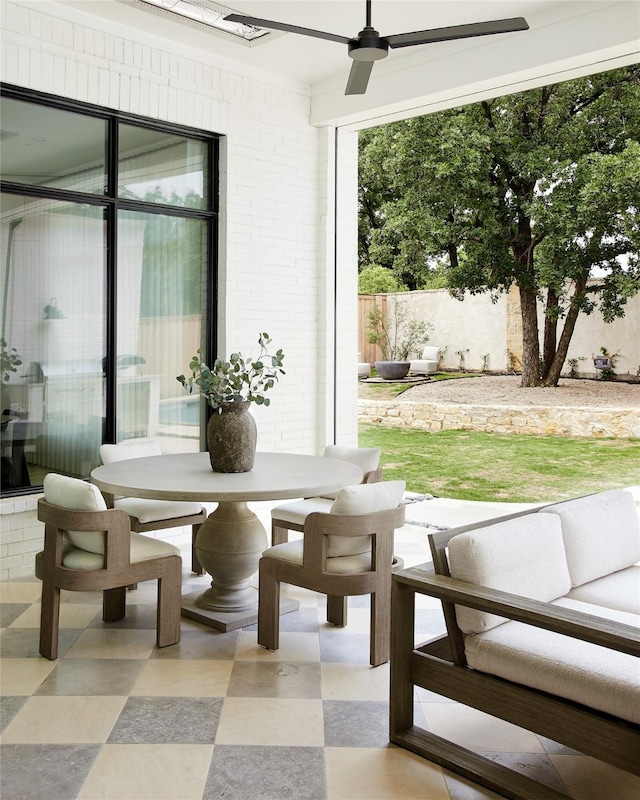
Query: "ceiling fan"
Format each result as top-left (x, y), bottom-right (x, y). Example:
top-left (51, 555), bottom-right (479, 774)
top-left (225, 0), bottom-right (529, 95)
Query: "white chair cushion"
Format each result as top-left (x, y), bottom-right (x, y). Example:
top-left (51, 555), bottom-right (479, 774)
top-left (271, 497), bottom-right (334, 526)
top-left (261, 540), bottom-right (372, 575)
top-left (114, 497), bottom-right (203, 523)
top-left (63, 531), bottom-right (180, 570)
top-left (543, 490), bottom-right (640, 587)
top-left (464, 599), bottom-right (640, 725)
top-left (327, 480), bottom-right (405, 557)
top-left (448, 513), bottom-right (571, 634)
top-left (43, 473), bottom-right (108, 555)
top-left (319, 445), bottom-right (381, 500)
top-left (421, 346), bottom-right (440, 361)
top-left (99, 439), bottom-right (162, 464)
top-left (566, 564), bottom-right (640, 615)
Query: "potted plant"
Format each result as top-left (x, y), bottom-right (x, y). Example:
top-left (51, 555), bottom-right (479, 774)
top-left (1, 338), bottom-right (22, 418)
top-left (366, 300), bottom-right (432, 380)
top-left (177, 333), bottom-right (285, 472)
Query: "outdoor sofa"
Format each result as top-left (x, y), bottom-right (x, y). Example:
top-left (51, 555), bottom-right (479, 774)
top-left (390, 489), bottom-right (640, 799)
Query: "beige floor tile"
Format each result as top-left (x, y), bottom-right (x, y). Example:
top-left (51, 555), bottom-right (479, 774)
top-left (0, 657), bottom-right (57, 695)
top-left (321, 662), bottom-right (390, 700)
top-left (131, 659), bottom-right (232, 696)
top-left (235, 630), bottom-right (321, 661)
top-left (9, 602), bottom-right (101, 629)
top-left (0, 582), bottom-right (41, 603)
top-left (64, 628), bottom-right (156, 659)
top-left (325, 746), bottom-right (450, 799)
top-left (550, 754), bottom-right (640, 800)
top-left (325, 607), bottom-right (372, 634)
top-left (215, 697), bottom-right (324, 746)
top-left (78, 743), bottom-right (213, 800)
top-left (1, 695), bottom-right (126, 743)
top-left (421, 703), bottom-right (544, 753)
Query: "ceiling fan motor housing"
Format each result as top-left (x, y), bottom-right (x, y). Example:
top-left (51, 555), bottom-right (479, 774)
top-left (348, 27), bottom-right (389, 61)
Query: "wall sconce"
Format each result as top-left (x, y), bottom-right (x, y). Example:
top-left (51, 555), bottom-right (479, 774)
top-left (43, 298), bottom-right (66, 320)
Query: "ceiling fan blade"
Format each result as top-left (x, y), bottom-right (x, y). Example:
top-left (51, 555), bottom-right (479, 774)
top-left (224, 14), bottom-right (350, 44)
top-left (385, 17), bottom-right (529, 48)
top-left (345, 60), bottom-right (374, 95)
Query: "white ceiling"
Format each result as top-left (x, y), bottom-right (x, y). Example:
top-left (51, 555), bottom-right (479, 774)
top-left (59, 0), bottom-right (639, 128)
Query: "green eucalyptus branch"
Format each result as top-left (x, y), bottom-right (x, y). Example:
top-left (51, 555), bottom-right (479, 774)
top-left (177, 333), bottom-right (285, 411)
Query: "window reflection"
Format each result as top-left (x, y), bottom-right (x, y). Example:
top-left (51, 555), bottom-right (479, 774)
top-left (0, 196), bottom-right (106, 488)
top-left (118, 125), bottom-right (207, 209)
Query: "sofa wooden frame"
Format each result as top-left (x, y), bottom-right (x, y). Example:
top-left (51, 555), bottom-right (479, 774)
top-left (389, 513), bottom-right (640, 800)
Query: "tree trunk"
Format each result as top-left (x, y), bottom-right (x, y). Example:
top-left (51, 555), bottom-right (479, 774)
top-left (542, 279), bottom-right (588, 387)
top-left (541, 288), bottom-right (559, 381)
top-left (519, 286), bottom-right (541, 386)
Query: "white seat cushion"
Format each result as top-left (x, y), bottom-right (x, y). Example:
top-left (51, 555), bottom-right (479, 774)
top-left (464, 598), bottom-right (640, 724)
top-left (63, 531), bottom-right (180, 570)
top-left (566, 564), bottom-right (640, 615)
top-left (261, 540), bottom-right (372, 575)
top-left (448, 513), bottom-right (571, 633)
top-left (543, 490), bottom-right (640, 587)
top-left (114, 497), bottom-right (203, 523)
top-left (271, 497), bottom-right (334, 526)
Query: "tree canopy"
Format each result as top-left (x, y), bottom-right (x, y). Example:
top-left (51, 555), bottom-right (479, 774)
top-left (358, 66), bottom-right (640, 386)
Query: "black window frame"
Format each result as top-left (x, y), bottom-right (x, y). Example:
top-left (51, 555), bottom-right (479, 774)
top-left (0, 83), bottom-right (219, 497)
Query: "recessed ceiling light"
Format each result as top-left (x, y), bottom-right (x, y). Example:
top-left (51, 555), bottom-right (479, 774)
top-left (136, 0), bottom-right (272, 41)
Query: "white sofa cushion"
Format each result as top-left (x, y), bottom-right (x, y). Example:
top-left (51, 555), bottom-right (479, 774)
top-left (43, 473), bottom-right (108, 555)
top-left (543, 490), bottom-right (640, 587)
top-left (448, 513), bottom-right (571, 634)
top-left (464, 599), bottom-right (640, 724)
top-left (566, 564), bottom-right (640, 615)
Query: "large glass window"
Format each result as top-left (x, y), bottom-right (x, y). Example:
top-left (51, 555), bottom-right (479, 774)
top-left (0, 87), bottom-right (217, 496)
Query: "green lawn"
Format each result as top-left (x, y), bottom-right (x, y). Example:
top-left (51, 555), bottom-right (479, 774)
top-left (358, 425), bottom-right (640, 503)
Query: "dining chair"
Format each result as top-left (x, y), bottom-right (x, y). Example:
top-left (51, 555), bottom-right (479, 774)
top-left (270, 445), bottom-right (382, 546)
top-left (35, 473), bottom-right (182, 660)
top-left (258, 480), bottom-right (406, 666)
top-left (99, 440), bottom-right (207, 574)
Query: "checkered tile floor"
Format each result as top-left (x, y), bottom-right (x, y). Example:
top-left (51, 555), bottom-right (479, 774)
top-left (1, 505), bottom-right (638, 800)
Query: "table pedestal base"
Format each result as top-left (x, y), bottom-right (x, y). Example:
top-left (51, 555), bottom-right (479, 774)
top-left (181, 590), bottom-right (299, 632)
top-left (181, 499), bottom-right (299, 632)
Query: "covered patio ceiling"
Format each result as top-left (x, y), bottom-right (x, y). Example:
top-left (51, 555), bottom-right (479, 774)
top-left (60, 0), bottom-right (639, 128)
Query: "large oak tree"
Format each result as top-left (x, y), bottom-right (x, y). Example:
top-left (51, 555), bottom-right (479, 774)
top-left (358, 66), bottom-right (640, 386)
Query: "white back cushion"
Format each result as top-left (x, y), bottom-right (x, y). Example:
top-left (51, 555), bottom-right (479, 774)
top-left (320, 445), bottom-right (381, 500)
top-left (43, 473), bottom-right (108, 554)
top-left (421, 346), bottom-right (440, 361)
top-left (100, 439), bottom-right (162, 464)
top-left (543, 490), bottom-right (640, 587)
top-left (448, 513), bottom-right (571, 634)
top-left (327, 480), bottom-right (405, 557)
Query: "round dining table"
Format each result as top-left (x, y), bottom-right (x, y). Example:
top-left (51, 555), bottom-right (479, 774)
top-left (91, 451), bottom-right (362, 631)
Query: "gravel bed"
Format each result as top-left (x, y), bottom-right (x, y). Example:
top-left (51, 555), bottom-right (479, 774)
top-left (400, 375), bottom-right (640, 409)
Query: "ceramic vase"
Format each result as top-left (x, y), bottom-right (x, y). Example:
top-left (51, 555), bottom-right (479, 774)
top-left (207, 401), bottom-right (257, 472)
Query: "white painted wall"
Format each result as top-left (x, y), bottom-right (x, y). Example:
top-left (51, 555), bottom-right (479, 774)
top-left (0, 0), bottom-right (360, 577)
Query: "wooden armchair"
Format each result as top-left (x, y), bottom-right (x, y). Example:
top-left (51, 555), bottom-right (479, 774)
top-left (390, 511), bottom-right (640, 800)
top-left (35, 473), bottom-right (182, 660)
top-left (270, 445), bottom-right (382, 546)
top-left (100, 441), bottom-right (207, 574)
top-left (259, 480), bottom-right (405, 667)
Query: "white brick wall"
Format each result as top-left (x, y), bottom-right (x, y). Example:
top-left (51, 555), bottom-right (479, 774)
top-left (0, 0), bottom-right (361, 577)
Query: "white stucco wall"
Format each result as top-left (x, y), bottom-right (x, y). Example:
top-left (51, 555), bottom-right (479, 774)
top-left (0, 0), bottom-right (361, 577)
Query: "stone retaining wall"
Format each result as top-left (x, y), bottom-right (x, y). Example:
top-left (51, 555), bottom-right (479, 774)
top-left (358, 400), bottom-right (640, 439)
